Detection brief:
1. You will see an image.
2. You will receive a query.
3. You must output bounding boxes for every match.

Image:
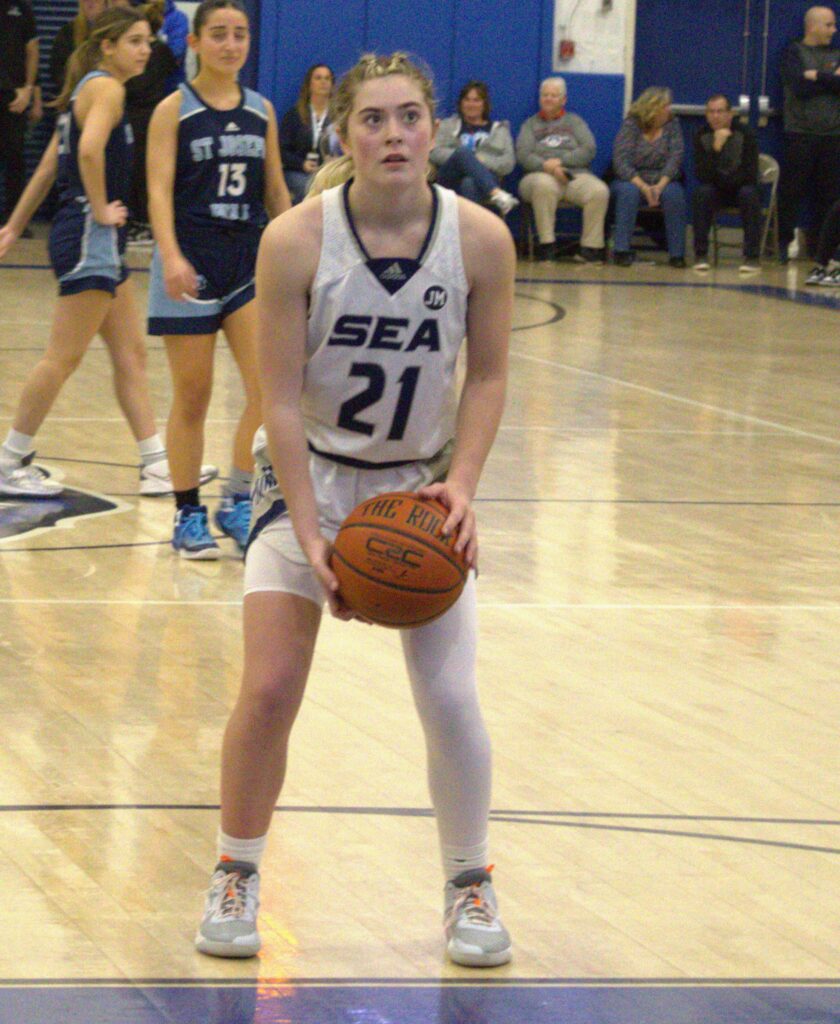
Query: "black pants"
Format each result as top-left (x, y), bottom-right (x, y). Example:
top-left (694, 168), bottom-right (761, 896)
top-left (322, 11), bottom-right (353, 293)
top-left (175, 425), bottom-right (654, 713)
top-left (778, 132), bottom-right (840, 254)
top-left (127, 112), bottom-right (151, 224)
top-left (0, 107), bottom-right (27, 222)
top-left (692, 183), bottom-right (762, 259)
top-left (815, 197), bottom-right (840, 266)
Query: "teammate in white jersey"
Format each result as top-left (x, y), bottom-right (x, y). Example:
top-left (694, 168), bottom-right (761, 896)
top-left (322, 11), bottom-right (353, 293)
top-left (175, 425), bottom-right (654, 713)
top-left (195, 53), bottom-right (515, 968)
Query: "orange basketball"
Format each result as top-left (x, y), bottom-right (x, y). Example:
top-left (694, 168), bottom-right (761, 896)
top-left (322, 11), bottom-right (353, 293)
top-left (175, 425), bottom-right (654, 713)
top-left (331, 491), bottom-right (468, 628)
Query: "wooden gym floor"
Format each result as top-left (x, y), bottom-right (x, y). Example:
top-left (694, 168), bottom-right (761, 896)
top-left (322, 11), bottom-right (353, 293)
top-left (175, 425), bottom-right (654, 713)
top-left (0, 233), bottom-right (839, 1023)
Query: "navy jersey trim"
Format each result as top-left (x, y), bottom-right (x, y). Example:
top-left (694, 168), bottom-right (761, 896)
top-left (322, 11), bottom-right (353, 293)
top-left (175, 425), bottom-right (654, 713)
top-left (183, 80), bottom-right (245, 116)
top-left (245, 497), bottom-right (288, 556)
top-left (307, 441), bottom-right (452, 471)
top-left (340, 180), bottom-right (440, 295)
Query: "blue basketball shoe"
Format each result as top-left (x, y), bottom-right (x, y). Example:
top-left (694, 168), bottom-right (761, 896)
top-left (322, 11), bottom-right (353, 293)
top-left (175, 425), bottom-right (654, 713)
top-left (215, 494), bottom-right (251, 554)
top-left (172, 504), bottom-right (220, 560)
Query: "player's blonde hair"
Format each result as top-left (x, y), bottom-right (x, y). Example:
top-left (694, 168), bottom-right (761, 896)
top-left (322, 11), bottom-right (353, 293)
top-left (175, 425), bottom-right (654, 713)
top-left (627, 86), bottom-right (672, 131)
top-left (308, 52), bottom-right (436, 197)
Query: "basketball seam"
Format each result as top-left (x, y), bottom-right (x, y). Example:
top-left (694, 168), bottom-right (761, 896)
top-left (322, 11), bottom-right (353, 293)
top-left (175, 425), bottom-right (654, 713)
top-left (332, 549), bottom-right (462, 596)
top-left (336, 522), bottom-right (467, 580)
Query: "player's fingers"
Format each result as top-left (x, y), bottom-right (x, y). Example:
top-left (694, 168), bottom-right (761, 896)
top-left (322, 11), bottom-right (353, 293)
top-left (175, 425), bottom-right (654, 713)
top-left (417, 481), bottom-right (445, 502)
top-left (452, 508), bottom-right (474, 553)
top-left (463, 530), bottom-right (479, 568)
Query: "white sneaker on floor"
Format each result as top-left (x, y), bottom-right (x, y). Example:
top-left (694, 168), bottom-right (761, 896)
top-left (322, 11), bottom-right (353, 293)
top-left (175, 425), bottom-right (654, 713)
top-left (443, 867), bottom-right (512, 967)
top-left (490, 189), bottom-right (519, 216)
top-left (738, 261), bottom-right (761, 274)
top-left (0, 460), bottom-right (63, 498)
top-left (195, 860), bottom-right (261, 958)
top-left (692, 259), bottom-right (711, 272)
top-left (139, 459), bottom-right (219, 496)
top-left (818, 267), bottom-right (840, 287)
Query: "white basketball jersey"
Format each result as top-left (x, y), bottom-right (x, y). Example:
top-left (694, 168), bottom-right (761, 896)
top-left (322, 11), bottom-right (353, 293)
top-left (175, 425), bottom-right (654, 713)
top-left (301, 182), bottom-right (468, 466)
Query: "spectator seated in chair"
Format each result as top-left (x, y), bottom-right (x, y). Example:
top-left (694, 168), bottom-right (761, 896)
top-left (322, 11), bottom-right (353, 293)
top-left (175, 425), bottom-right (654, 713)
top-left (429, 80), bottom-right (518, 216)
top-left (611, 86), bottom-right (687, 267)
top-left (692, 94), bottom-right (762, 273)
top-left (280, 63), bottom-right (334, 204)
top-left (515, 75), bottom-right (609, 262)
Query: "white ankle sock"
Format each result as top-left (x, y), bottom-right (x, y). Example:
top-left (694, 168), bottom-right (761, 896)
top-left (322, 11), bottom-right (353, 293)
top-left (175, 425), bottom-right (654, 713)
top-left (217, 830), bottom-right (268, 869)
top-left (441, 838), bottom-right (489, 882)
top-left (137, 434), bottom-right (166, 467)
top-left (1, 429), bottom-right (34, 466)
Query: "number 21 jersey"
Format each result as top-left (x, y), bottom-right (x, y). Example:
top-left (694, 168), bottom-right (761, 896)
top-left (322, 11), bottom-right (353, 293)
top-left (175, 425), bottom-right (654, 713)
top-left (303, 182), bottom-right (469, 467)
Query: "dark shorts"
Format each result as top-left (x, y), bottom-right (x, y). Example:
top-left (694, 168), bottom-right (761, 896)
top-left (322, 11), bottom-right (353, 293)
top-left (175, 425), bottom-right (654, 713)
top-left (146, 227), bottom-right (259, 336)
top-left (49, 201), bottom-right (129, 297)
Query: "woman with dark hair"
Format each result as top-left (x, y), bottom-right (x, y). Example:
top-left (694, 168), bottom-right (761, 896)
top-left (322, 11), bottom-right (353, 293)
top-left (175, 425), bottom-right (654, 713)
top-left (146, 0), bottom-right (289, 556)
top-left (279, 63), bottom-right (334, 203)
top-left (430, 80), bottom-right (518, 215)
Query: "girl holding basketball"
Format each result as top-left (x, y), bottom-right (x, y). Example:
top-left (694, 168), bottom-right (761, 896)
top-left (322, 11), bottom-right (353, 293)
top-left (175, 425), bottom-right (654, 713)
top-left (146, 0), bottom-right (289, 558)
top-left (0, 8), bottom-right (212, 499)
top-left (195, 53), bottom-right (515, 967)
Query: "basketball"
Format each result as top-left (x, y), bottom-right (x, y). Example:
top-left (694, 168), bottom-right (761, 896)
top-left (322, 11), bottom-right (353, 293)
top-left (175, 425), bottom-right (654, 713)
top-left (331, 491), bottom-right (469, 628)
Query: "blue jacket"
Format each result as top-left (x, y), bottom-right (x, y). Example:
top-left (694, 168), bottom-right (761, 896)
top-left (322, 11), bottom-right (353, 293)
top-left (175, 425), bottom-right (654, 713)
top-left (161, 0), bottom-right (188, 87)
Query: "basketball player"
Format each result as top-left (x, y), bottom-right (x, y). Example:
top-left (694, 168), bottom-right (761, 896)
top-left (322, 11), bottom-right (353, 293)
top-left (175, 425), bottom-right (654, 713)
top-left (146, 0), bottom-right (289, 559)
top-left (195, 53), bottom-right (515, 967)
top-left (0, 7), bottom-right (215, 500)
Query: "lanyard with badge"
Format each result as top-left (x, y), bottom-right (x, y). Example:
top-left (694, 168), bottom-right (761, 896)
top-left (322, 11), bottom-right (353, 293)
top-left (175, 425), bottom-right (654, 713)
top-left (309, 106), bottom-right (328, 165)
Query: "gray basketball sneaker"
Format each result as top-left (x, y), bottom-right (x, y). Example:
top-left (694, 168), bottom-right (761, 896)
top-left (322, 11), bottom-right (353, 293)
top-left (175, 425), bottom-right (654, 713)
top-left (195, 859), bottom-right (261, 958)
top-left (443, 867), bottom-right (512, 967)
top-left (0, 459), bottom-right (63, 498)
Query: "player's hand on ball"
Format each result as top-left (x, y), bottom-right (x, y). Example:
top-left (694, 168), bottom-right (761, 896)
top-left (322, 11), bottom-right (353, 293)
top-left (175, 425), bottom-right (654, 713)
top-left (417, 480), bottom-right (478, 568)
top-left (306, 535), bottom-right (365, 622)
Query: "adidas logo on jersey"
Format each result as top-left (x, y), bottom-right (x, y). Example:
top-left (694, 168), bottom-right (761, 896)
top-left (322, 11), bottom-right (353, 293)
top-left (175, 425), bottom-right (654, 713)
top-left (224, 121), bottom-right (240, 132)
top-left (380, 262), bottom-right (407, 282)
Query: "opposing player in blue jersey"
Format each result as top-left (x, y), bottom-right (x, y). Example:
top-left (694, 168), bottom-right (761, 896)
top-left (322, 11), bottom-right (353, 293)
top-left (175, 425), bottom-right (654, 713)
top-left (146, 0), bottom-right (289, 559)
top-left (195, 53), bottom-right (516, 968)
top-left (0, 8), bottom-right (213, 499)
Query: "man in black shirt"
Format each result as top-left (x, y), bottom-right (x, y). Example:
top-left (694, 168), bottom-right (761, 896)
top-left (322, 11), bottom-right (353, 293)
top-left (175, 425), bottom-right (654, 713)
top-left (692, 94), bottom-right (762, 273)
top-left (778, 6), bottom-right (840, 260)
top-left (0, 0), bottom-right (40, 224)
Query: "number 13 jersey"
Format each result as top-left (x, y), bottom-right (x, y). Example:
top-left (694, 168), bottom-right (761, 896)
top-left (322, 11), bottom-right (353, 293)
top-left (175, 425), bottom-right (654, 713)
top-left (303, 182), bottom-right (469, 467)
top-left (173, 81), bottom-right (268, 240)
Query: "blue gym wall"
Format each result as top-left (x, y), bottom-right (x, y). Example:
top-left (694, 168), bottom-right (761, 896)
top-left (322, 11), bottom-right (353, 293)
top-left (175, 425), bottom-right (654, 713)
top-left (257, 0), bottom-right (624, 176)
top-left (12, 2), bottom-right (813, 219)
top-left (634, 0), bottom-right (813, 178)
top-left (255, 1), bottom-right (813, 183)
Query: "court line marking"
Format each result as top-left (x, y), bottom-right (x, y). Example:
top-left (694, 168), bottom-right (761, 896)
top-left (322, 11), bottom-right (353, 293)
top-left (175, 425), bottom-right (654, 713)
top-left (0, 977), bottom-right (838, 988)
top-left (13, 417), bottom-right (242, 423)
top-left (2, 599), bottom-right (840, 610)
top-left (0, 804), bottom-right (837, 826)
top-left (0, 804), bottom-right (835, 857)
top-left (508, 349), bottom-right (840, 449)
top-left (517, 278), bottom-right (840, 310)
top-left (0, 422), bottom-right (796, 434)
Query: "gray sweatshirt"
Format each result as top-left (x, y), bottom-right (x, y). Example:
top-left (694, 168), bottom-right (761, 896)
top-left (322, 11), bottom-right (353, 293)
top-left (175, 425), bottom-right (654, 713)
top-left (515, 111), bottom-right (597, 173)
top-left (430, 116), bottom-right (515, 175)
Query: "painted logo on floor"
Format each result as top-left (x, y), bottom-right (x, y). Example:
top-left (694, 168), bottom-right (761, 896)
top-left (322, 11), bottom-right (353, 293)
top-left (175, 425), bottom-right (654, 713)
top-left (0, 490), bottom-right (120, 543)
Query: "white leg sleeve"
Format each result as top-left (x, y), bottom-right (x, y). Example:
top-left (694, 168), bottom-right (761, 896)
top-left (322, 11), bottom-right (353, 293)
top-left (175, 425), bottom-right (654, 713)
top-left (400, 574), bottom-right (492, 862)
